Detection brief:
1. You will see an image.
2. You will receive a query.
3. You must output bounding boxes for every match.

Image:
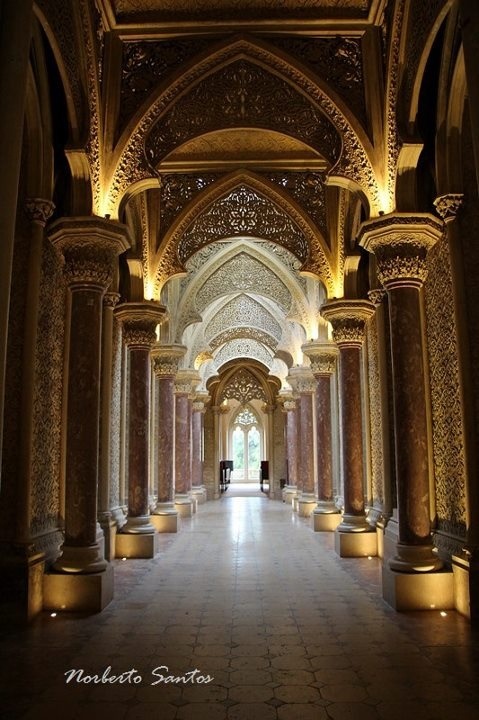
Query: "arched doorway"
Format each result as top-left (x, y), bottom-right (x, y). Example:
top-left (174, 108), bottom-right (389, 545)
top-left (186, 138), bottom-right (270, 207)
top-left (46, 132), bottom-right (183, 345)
top-left (230, 406), bottom-right (262, 483)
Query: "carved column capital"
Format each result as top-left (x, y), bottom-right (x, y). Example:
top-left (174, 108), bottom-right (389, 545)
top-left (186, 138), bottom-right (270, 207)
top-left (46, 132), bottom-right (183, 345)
top-left (358, 213), bottom-right (443, 289)
top-left (282, 399), bottom-right (297, 412)
top-left (288, 366), bottom-right (316, 394)
top-left (302, 341), bottom-right (339, 377)
top-left (151, 343), bottom-right (187, 378)
top-left (434, 193), bottom-right (464, 223)
top-left (367, 288), bottom-right (387, 306)
top-left (104, 292), bottom-right (121, 308)
top-left (192, 391), bottom-right (210, 413)
top-left (48, 216), bottom-right (131, 291)
top-left (25, 198), bottom-right (55, 226)
top-left (115, 301), bottom-right (166, 348)
top-left (174, 369), bottom-right (200, 397)
top-left (320, 299), bottom-right (375, 348)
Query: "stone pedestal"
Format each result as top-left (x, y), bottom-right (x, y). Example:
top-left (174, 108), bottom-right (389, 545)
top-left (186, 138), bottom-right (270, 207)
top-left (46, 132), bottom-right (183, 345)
top-left (115, 302), bottom-right (166, 558)
top-left (151, 344), bottom-right (186, 532)
top-left (360, 214), bottom-right (444, 576)
top-left (382, 564), bottom-right (454, 611)
top-left (321, 300), bottom-right (376, 556)
top-left (44, 564), bottom-right (114, 613)
top-left (48, 217), bottom-right (130, 595)
top-left (313, 510), bottom-right (342, 532)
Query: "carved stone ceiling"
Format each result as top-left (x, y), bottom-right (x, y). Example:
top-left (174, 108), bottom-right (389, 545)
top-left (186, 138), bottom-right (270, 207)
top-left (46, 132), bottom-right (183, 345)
top-left (112, 0), bottom-right (371, 21)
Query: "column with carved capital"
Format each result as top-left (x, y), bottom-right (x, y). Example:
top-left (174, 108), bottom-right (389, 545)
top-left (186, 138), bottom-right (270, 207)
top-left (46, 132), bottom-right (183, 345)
top-left (44, 217), bottom-right (130, 611)
top-left (288, 366), bottom-right (317, 518)
top-left (320, 300), bottom-right (378, 558)
top-left (150, 344), bottom-right (186, 532)
top-left (303, 342), bottom-right (342, 532)
top-left (360, 215), bottom-right (444, 580)
top-left (280, 393), bottom-right (299, 506)
top-left (114, 301), bottom-right (165, 558)
top-left (175, 370), bottom-right (200, 517)
top-left (191, 392), bottom-right (209, 505)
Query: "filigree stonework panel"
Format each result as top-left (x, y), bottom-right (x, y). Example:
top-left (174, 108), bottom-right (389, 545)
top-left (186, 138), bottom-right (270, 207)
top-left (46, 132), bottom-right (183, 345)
top-left (120, 38), bottom-right (215, 130)
top-left (145, 60), bottom-right (341, 166)
top-left (265, 171), bottom-right (328, 237)
top-left (215, 338), bottom-right (274, 369)
top-left (425, 234), bottom-right (467, 541)
top-left (31, 241), bottom-right (66, 536)
top-left (221, 367), bottom-right (267, 405)
top-left (205, 294), bottom-right (283, 342)
top-left (160, 174), bottom-right (220, 237)
top-left (367, 317), bottom-right (384, 507)
top-left (178, 185), bottom-right (309, 264)
top-left (196, 253), bottom-right (291, 314)
top-left (267, 36), bottom-right (366, 126)
top-left (210, 327), bottom-right (278, 352)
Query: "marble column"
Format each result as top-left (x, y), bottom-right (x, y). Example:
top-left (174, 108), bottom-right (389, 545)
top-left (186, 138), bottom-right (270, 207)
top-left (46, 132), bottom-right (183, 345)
top-left (191, 391), bottom-right (209, 505)
top-left (281, 395), bottom-right (299, 506)
top-left (303, 342), bottom-right (341, 532)
top-left (98, 291), bottom-right (121, 561)
top-left (360, 214), bottom-right (444, 576)
top-left (174, 370), bottom-right (199, 517)
top-left (0, 0), bottom-right (34, 480)
top-left (288, 367), bottom-right (317, 518)
top-left (321, 299), bottom-right (377, 557)
top-left (114, 301), bottom-right (165, 558)
top-left (150, 344), bottom-right (186, 532)
top-left (44, 217), bottom-right (130, 611)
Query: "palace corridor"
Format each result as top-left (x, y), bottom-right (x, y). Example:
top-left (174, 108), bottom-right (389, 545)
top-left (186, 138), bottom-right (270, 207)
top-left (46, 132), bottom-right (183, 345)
top-left (1, 495), bottom-right (478, 720)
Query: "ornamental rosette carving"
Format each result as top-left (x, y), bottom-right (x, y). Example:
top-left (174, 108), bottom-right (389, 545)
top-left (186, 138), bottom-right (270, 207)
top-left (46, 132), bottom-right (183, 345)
top-left (359, 214), bottom-right (444, 289)
top-left (320, 299), bottom-right (375, 347)
top-left (433, 194), bottom-right (464, 223)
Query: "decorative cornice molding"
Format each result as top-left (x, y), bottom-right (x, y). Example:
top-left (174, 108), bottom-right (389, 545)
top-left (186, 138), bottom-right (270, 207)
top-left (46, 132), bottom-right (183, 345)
top-left (358, 213), bottom-right (443, 289)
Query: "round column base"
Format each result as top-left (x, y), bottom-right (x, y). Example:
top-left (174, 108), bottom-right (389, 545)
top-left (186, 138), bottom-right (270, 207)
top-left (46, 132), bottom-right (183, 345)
top-left (314, 500), bottom-right (339, 514)
top-left (121, 515), bottom-right (156, 534)
top-left (282, 485), bottom-right (297, 505)
top-left (191, 486), bottom-right (207, 504)
top-left (175, 495), bottom-right (194, 518)
top-left (389, 543), bottom-right (444, 573)
top-left (337, 514), bottom-right (371, 533)
top-left (52, 544), bottom-right (108, 574)
top-left (298, 495), bottom-right (317, 518)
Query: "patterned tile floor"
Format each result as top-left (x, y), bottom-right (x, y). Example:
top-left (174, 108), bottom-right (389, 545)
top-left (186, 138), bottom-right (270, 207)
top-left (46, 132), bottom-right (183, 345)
top-left (2, 495), bottom-right (479, 720)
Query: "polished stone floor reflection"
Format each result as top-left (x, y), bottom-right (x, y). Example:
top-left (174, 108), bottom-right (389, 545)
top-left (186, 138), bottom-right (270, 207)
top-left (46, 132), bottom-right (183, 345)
top-left (2, 496), bottom-right (479, 720)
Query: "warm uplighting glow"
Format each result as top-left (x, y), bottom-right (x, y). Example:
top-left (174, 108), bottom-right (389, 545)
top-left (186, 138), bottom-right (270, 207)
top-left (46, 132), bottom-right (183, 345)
top-left (440, 611), bottom-right (448, 617)
top-left (145, 279), bottom-right (156, 301)
top-left (50, 612), bottom-right (57, 617)
top-left (377, 185), bottom-right (394, 216)
top-left (122, 557), bottom-right (127, 561)
top-left (367, 556), bottom-right (373, 560)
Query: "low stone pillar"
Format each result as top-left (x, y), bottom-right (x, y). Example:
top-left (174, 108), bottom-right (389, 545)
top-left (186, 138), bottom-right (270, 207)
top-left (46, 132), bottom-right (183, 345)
top-left (114, 301), bottom-right (165, 558)
top-left (150, 344), bottom-right (186, 532)
top-left (321, 299), bottom-right (377, 557)
top-left (44, 216), bottom-right (130, 612)
top-left (303, 342), bottom-right (341, 532)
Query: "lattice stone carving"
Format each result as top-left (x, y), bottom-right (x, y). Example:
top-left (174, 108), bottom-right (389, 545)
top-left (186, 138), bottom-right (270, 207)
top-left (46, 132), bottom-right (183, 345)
top-left (267, 36), bottom-right (366, 126)
top-left (145, 60), bottom-right (341, 166)
top-left (205, 294), bottom-right (283, 343)
top-left (265, 171), bottom-right (328, 236)
top-left (178, 185), bottom-right (309, 264)
top-left (114, 1), bottom-right (370, 18)
top-left (160, 173), bottom-right (220, 236)
top-left (196, 253), bottom-right (291, 313)
top-left (210, 327), bottom-right (278, 352)
top-left (425, 231), bottom-right (467, 541)
top-left (221, 367), bottom-right (267, 404)
top-left (120, 38), bottom-right (215, 129)
top-left (215, 338), bottom-right (274, 370)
